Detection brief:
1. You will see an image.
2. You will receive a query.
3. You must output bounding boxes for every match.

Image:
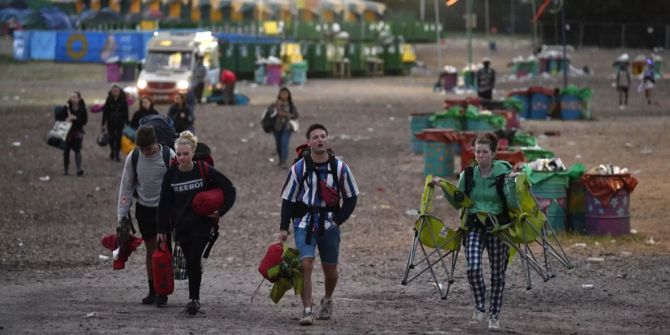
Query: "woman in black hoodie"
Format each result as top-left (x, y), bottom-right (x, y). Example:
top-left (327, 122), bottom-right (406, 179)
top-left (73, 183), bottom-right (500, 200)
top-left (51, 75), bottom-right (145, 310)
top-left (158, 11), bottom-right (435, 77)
top-left (130, 96), bottom-right (159, 130)
top-left (101, 84), bottom-right (129, 161)
top-left (63, 91), bottom-right (88, 176)
top-left (157, 131), bottom-right (235, 316)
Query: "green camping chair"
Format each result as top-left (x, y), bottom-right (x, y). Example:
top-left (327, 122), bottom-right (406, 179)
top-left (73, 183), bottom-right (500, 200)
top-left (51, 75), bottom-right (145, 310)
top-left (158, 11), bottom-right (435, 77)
top-left (489, 173), bottom-right (573, 290)
top-left (401, 175), bottom-right (467, 300)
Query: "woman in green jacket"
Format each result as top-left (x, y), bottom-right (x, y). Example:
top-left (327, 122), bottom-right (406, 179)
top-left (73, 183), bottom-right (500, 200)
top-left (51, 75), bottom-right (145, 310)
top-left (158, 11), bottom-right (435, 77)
top-left (432, 132), bottom-right (516, 331)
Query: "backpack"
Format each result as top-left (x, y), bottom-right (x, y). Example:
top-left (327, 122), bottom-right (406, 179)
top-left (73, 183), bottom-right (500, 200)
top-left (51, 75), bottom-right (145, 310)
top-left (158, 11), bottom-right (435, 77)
top-left (463, 166), bottom-right (510, 225)
top-left (139, 114), bottom-right (178, 149)
top-left (194, 142), bottom-right (214, 166)
top-left (261, 106), bottom-right (276, 133)
top-left (54, 105), bottom-right (68, 121)
top-left (258, 243), bottom-right (284, 283)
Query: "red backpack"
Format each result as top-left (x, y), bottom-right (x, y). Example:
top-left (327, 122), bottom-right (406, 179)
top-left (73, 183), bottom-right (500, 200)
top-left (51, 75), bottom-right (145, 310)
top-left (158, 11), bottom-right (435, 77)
top-left (258, 243), bottom-right (284, 282)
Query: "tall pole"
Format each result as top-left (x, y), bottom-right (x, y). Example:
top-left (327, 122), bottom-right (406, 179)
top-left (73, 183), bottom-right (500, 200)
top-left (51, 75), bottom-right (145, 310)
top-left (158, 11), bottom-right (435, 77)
top-left (561, 1), bottom-right (567, 89)
top-left (530, 0), bottom-right (538, 49)
top-left (510, 0), bottom-right (515, 37)
top-left (434, 0), bottom-right (442, 70)
top-left (485, 0), bottom-right (490, 39)
top-left (257, 0), bottom-right (263, 35)
top-left (343, 0), bottom-right (348, 25)
top-left (466, 0), bottom-right (473, 66)
top-left (420, 0), bottom-right (425, 22)
top-left (293, 1), bottom-right (299, 39)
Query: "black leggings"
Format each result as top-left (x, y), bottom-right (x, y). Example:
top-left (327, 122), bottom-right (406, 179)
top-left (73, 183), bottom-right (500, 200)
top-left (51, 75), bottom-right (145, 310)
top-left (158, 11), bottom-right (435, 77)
top-left (107, 127), bottom-right (123, 159)
top-left (180, 235), bottom-right (209, 300)
top-left (63, 137), bottom-right (82, 172)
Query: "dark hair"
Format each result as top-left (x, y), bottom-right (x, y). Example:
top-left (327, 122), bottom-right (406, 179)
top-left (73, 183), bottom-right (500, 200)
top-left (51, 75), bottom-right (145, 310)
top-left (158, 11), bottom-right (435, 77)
top-left (139, 96), bottom-right (155, 112)
top-left (68, 91), bottom-right (86, 110)
top-left (136, 126), bottom-right (157, 147)
top-left (474, 132), bottom-right (498, 153)
top-left (306, 123), bottom-right (328, 139)
top-left (277, 86), bottom-right (294, 107)
top-left (174, 92), bottom-right (186, 107)
top-left (106, 85), bottom-right (127, 104)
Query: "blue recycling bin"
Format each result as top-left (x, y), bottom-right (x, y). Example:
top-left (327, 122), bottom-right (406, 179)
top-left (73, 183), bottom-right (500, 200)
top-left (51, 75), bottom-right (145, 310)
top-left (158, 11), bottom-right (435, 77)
top-left (560, 95), bottom-right (583, 120)
top-left (530, 92), bottom-right (552, 119)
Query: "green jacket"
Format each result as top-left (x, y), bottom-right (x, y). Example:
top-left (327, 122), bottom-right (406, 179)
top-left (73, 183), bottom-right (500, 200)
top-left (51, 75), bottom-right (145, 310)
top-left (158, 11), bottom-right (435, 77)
top-left (458, 160), bottom-right (517, 227)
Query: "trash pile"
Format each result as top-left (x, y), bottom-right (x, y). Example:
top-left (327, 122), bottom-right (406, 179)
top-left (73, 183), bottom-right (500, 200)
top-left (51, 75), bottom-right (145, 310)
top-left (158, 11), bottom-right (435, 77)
top-left (587, 164), bottom-right (629, 175)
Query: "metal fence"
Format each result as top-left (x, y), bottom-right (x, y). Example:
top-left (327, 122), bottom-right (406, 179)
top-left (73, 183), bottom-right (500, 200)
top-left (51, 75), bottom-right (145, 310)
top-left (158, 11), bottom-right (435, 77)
top-left (540, 21), bottom-right (670, 50)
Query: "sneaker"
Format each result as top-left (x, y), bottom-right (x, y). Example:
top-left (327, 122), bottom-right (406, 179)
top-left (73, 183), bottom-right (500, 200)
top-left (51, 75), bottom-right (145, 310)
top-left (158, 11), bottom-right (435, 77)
top-left (488, 318), bottom-right (501, 331)
top-left (141, 292), bottom-right (156, 305)
top-left (76, 170), bottom-right (84, 176)
top-left (156, 295), bottom-right (168, 308)
top-left (185, 299), bottom-right (200, 315)
top-left (470, 309), bottom-right (486, 324)
top-left (316, 297), bottom-right (333, 320)
top-left (299, 309), bottom-right (314, 326)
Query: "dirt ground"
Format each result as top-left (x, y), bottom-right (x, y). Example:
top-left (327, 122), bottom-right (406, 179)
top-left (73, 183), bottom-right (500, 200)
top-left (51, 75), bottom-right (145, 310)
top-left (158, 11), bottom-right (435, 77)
top-left (0, 37), bottom-right (669, 334)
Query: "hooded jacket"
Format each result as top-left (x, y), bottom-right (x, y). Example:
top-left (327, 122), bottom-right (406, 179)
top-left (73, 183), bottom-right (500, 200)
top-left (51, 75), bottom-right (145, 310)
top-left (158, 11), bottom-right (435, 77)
top-left (457, 160), bottom-right (517, 228)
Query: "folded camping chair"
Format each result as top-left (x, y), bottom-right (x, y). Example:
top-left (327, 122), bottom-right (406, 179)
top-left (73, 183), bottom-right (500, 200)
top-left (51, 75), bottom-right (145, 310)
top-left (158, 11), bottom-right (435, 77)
top-left (401, 175), bottom-right (467, 300)
top-left (489, 173), bottom-right (573, 290)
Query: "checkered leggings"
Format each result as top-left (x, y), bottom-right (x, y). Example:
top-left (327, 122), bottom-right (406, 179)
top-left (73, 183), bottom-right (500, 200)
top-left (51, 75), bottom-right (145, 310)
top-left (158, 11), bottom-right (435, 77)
top-left (464, 226), bottom-right (510, 319)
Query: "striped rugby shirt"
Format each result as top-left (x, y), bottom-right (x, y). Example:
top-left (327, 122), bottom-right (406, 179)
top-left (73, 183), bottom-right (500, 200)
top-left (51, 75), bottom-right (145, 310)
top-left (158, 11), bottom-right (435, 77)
top-left (281, 157), bottom-right (359, 229)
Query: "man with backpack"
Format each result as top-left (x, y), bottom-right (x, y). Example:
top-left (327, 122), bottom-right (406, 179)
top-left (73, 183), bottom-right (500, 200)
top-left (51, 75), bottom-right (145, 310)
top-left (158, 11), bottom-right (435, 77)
top-left (117, 126), bottom-right (175, 307)
top-left (476, 58), bottom-right (496, 100)
top-left (278, 123), bottom-right (359, 326)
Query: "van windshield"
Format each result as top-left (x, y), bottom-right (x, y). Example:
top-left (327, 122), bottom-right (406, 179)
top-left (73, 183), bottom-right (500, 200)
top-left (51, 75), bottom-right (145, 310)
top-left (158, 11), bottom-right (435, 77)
top-left (144, 51), bottom-right (192, 72)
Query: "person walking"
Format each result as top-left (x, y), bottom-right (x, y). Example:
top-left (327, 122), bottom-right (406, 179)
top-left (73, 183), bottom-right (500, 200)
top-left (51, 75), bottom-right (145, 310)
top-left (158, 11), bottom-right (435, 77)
top-left (157, 131), bottom-right (236, 315)
top-left (130, 96), bottom-right (159, 130)
top-left (102, 84), bottom-right (129, 161)
top-left (63, 91), bottom-right (88, 176)
top-left (270, 86), bottom-right (298, 168)
top-left (476, 58), bottom-right (496, 100)
top-left (615, 54), bottom-right (631, 110)
top-left (117, 126), bottom-right (175, 307)
top-left (192, 57), bottom-right (207, 104)
top-left (167, 93), bottom-right (195, 133)
top-left (641, 59), bottom-right (656, 105)
top-left (431, 132), bottom-right (517, 331)
top-left (278, 123), bottom-right (359, 326)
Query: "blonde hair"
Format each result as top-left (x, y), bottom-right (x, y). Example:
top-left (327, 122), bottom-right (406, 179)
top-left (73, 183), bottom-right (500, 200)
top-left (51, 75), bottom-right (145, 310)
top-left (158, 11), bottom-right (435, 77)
top-left (175, 130), bottom-right (198, 150)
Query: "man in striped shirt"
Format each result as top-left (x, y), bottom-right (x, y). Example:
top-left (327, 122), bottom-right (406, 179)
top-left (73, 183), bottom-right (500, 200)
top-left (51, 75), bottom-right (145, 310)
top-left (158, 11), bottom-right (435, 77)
top-left (278, 123), bottom-right (359, 326)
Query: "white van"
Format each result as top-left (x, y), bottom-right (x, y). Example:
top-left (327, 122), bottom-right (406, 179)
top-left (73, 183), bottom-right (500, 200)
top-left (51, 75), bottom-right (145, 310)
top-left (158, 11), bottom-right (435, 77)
top-left (137, 31), bottom-right (219, 104)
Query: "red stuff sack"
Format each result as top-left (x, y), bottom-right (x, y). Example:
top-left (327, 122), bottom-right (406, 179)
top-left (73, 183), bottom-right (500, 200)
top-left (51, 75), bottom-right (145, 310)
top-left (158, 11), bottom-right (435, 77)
top-left (152, 243), bottom-right (174, 296)
top-left (258, 243), bottom-right (284, 282)
top-left (192, 188), bottom-right (224, 216)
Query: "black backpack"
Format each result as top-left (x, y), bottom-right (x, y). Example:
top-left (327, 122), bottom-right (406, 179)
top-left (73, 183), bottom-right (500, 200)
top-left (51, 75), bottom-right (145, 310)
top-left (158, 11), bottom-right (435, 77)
top-left (139, 114), bottom-right (178, 149)
top-left (261, 106), bottom-right (276, 133)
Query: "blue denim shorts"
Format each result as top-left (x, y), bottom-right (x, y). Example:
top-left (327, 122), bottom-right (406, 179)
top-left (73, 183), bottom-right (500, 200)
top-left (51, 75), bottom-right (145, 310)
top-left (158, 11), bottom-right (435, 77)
top-left (293, 223), bottom-right (341, 264)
